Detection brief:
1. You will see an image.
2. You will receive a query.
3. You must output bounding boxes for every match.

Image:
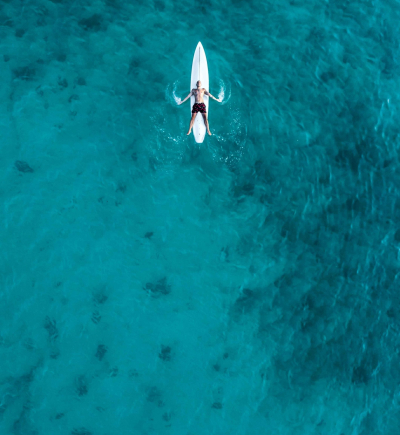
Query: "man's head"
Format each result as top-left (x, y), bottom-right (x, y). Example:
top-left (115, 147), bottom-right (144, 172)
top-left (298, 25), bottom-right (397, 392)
top-left (196, 80), bottom-right (201, 87)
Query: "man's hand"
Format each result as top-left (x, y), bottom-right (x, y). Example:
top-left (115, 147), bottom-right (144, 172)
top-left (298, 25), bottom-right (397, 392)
top-left (179, 90), bottom-right (193, 105)
top-left (205, 90), bottom-right (221, 102)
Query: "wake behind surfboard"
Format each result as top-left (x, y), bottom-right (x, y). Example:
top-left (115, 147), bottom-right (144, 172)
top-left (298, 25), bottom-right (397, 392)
top-left (190, 42), bottom-right (209, 143)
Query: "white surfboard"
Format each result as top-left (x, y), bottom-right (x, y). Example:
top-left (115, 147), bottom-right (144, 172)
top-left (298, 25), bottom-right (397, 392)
top-left (190, 42), bottom-right (209, 143)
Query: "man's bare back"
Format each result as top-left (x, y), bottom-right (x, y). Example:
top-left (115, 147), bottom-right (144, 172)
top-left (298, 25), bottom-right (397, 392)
top-left (178, 80), bottom-right (221, 136)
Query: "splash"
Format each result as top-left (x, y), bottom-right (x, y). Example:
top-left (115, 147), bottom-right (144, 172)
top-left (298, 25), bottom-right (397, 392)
top-left (215, 78), bottom-right (231, 105)
top-left (218, 85), bottom-right (224, 102)
top-left (165, 80), bottom-right (183, 105)
top-left (172, 81), bottom-right (182, 105)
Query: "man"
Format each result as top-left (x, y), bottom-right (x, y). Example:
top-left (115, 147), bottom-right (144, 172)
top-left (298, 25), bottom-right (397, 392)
top-left (179, 80), bottom-right (221, 136)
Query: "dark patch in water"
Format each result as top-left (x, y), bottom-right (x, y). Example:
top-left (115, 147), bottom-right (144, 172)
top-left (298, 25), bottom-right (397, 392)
top-left (68, 94), bottom-right (79, 103)
top-left (109, 367), bottom-right (119, 378)
top-left (162, 411), bottom-right (172, 421)
top-left (76, 77), bottom-right (86, 86)
top-left (58, 77), bottom-right (68, 88)
top-left (105, 0), bottom-right (122, 9)
top-left (274, 273), bottom-right (293, 289)
top-left (159, 345), bottom-right (172, 361)
top-left (146, 386), bottom-right (164, 407)
top-left (91, 310), bottom-right (101, 324)
top-left (57, 53), bottom-right (67, 62)
top-left (75, 375), bottom-right (88, 396)
top-left (335, 148), bottom-right (360, 173)
top-left (109, 367), bottom-right (118, 377)
top-left (352, 364), bottom-right (369, 385)
top-left (344, 196), bottom-right (367, 214)
top-left (12, 66), bottom-right (36, 81)
top-left (2, 368), bottom-right (37, 420)
top-left (93, 290), bottom-right (108, 305)
top-left (352, 349), bottom-right (379, 385)
top-left (44, 316), bottom-right (58, 342)
top-left (50, 350), bottom-right (60, 359)
top-left (15, 161), bottom-right (34, 173)
top-left (78, 14), bottom-right (105, 32)
top-left (232, 288), bottom-right (259, 315)
top-left (128, 58), bottom-right (141, 75)
top-left (95, 344), bottom-right (107, 361)
top-left (15, 28), bottom-right (25, 38)
top-left (71, 428), bottom-right (92, 435)
top-left (144, 277), bottom-right (171, 297)
top-left (320, 71), bottom-right (335, 82)
top-left (12, 399), bottom-right (37, 435)
top-left (116, 183), bottom-right (126, 193)
top-left (233, 183), bottom-right (254, 198)
top-left (280, 219), bottom-right (298, 242)
top-left (154, 0), bottom-right (165, 11)
top-left (0, 15), bottom-right (14, 27)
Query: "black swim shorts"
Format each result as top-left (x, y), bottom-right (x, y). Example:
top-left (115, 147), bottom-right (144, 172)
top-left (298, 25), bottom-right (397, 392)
top-left (192, 103), bottom-right (206, 114)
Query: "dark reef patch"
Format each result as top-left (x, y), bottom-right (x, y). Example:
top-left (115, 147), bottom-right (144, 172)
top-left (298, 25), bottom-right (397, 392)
top-left (159, 345), bottom-right (172, 361)
top-left (144, 277), bottom-right (171, 297)
top-left (78, 14), bottom-right (106, 32)
top-left (71, 428), bottom-right (92, 435)
top-left (93, 289), bottom-right (108, 305)
top-left (12, 66), bottom-right (36, 81)
top-left (95, 344), bottom-right (107, 361)
top-left (15, 161), bottom-right (34, 173)
top-left (75, 375), bottom-right (88, 396)
top-left (44, 316), bottom-right (58, 342)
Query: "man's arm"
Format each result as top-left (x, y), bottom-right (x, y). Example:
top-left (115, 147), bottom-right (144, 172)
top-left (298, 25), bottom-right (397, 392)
top-left (179, 90), bottom-right (193, 105)
top-left (205, 90), bottom-right (221, 102)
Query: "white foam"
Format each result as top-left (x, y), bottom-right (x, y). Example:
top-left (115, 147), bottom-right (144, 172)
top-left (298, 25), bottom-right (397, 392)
top-left (216, 79), bottom-right (231, 105)
top-left (218, 85), bottom-right (225, 102)
top-left (173, 81), bottom-right (181, 104)
top-left (172, 80), bottom-right (182, 104)
top-left (165, 80), bottom-right (182, 105)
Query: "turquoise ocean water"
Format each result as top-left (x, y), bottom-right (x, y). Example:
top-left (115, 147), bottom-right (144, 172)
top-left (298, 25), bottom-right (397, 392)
top-left (1, 0), bottom-right (400, 434)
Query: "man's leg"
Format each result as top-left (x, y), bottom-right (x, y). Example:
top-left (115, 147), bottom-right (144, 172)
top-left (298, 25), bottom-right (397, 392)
top-left (202, 113), bottom-right (211, 135)
top-left (187, 112), bottom-right (197, 135)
